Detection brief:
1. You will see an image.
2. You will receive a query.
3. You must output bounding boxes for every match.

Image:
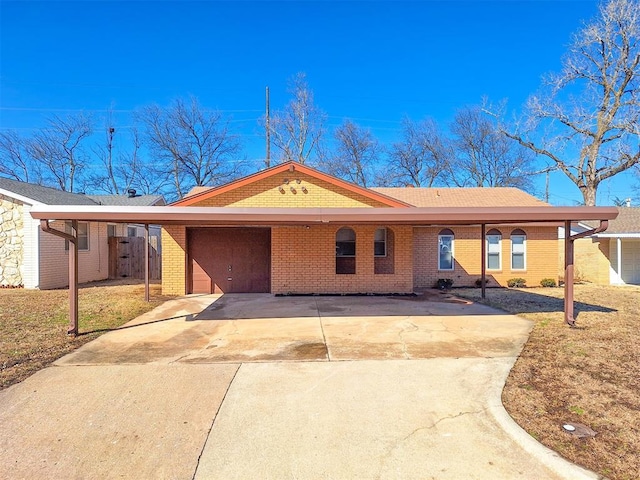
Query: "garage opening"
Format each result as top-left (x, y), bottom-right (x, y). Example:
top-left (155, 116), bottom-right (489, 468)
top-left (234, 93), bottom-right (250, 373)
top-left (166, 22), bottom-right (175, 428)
top-left (188, 227), bottom-right (271, 294)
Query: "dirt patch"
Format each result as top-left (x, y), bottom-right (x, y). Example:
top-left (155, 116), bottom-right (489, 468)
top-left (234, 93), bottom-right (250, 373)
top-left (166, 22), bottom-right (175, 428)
top-left (456, 285), bottom-right (640, 480)
top-left (0, 281), bottom-right (175, 389)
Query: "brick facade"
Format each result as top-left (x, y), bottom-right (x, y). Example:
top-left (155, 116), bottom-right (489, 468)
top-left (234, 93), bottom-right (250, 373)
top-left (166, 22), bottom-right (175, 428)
top-left (414, 225), bottom-right (558, 288)
top-left (191, 170), bottom-right (389, 208)
top-left (271, 225), bottom-right (413, 294)
top-left (558, 237), bottom-right (611, 284)
top-left (162, 165), bottom-right (561, 295)
top-left (162, 225), bottom-right (187, 295)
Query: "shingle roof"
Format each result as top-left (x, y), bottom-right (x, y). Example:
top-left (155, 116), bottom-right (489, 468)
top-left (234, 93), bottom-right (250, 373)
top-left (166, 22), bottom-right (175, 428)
top-left (0, 177), bottom-right (97, 205)
top-left (371, 187), bottom-right (549, 208)
top-left (0, 177), bottom-right (164, 206)
top-left (187, 181), bottom-right (548, 208)
top-left (86, 194), bottom-right (165, 206)
top-left (586, 207), bottom-right (640, 234)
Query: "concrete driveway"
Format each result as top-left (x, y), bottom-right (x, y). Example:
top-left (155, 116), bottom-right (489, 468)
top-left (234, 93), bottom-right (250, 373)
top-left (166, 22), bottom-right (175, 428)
top-left (0, 292), bottom-right (598, 480)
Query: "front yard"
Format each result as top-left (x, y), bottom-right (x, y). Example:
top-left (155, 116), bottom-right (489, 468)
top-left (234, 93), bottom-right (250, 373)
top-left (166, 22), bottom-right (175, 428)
top-left (1, 282), bottom-right (637, 479)
top-left (0, 281), bottom-right (174, 389)
top-left (457, 284), bottom-right (640, 480)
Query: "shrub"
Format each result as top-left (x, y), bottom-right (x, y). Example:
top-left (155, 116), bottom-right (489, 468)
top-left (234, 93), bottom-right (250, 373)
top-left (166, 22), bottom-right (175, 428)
top-left (540, 278), bottom-right (557, 288)
top-left (475, 278), bottom-right (489, 288)
top-left (435, 278), bottom-right (454, 290)
top-left (507, 277), bottom-right (526, 288)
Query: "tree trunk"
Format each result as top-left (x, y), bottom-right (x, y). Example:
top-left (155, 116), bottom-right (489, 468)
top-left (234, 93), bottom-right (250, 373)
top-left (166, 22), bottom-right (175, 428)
top-left (580, 185), bottom-right (597, 206)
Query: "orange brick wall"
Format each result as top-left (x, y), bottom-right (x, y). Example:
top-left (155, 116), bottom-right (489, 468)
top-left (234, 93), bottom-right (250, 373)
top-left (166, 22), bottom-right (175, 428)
top-left (271, 225), bottom-right (413, 294)
top-left (191, 171), bottom-right (389, 208)
top-left (413, 225), bottom-right (558, 288)
top-left (162, 225), bottom-right (187, 295)
top-left (558, 237), bottom-right (611, 284)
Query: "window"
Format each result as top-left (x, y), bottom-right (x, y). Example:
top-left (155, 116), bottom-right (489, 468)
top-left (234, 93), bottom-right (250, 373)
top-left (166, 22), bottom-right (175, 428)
top-left (128, 226), bottom-right (138, 237)
top-left (107, 224), bottom-right (116, 237)
top-left (374, 228), bottom-right (387, 257)
top-left (486, 229), bottom-right (502, 270)
top-left (438, 229), bottom-right (454, 271)
top-left (336, 227), bottom-right (356, 274)
top-left (336, 227), bottom-right (356, 257)
top-left (375, 227), bottom-right (394, 274)
top-left (65, 222), bottom-right (89, 251)
top-left (511, 229), bottom-right (526, 270)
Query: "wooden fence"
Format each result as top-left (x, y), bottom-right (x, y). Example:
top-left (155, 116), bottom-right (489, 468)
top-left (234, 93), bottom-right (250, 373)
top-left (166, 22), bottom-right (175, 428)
top-left (108, 236), bottom-right (161, 280)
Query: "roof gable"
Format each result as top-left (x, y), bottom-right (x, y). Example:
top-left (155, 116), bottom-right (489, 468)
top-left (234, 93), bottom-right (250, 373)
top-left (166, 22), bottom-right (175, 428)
top-left (173, 162), bottom-right (410, 208)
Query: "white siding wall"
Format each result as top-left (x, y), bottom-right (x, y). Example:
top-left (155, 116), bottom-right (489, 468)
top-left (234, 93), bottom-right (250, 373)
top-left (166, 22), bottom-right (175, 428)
top-left (21, 205), bottom-right (41, 289)
top-left (39, 220), bottom-right (112, 289)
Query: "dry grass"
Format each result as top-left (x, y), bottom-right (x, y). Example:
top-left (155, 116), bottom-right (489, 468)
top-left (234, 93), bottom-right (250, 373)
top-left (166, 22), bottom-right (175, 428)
top-left (457, 284), bottom-right (640, 480)
top-left (0, 280), bottom-right (175, 390)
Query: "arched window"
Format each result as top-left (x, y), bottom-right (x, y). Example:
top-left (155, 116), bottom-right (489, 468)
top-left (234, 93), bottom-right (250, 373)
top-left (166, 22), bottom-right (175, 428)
top-left (336, 227), bottom-right (356, 274)
top-left (438, 229), bottom-right (454, 271)
top-left (511, 229), bottom-right (526, 270)
top-left (486, 229), bottom-right (502, 270)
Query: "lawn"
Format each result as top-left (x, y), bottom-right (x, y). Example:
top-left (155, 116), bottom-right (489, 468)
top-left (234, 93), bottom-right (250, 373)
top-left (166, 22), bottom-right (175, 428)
top-left (457, 284), bottom-right (640, 480)
top-left (2, 281), bottom-right (637, 479)
top-left (0, 280), bottom-right (175, 390)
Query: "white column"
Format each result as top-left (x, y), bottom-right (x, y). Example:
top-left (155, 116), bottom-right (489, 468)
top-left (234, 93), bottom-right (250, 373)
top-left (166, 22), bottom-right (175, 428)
top-left (617, 237), bottom-right (623, 284)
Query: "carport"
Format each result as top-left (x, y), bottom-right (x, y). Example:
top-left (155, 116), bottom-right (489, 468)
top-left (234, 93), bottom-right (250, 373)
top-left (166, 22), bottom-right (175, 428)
top-left (29, 204), bottom-right (618, 335)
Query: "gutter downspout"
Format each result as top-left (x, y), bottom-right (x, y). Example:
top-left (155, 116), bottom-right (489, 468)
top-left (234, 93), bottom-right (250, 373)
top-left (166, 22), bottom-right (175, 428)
top-left (564, 219), bottom-right (609, 327)
top-left (40, 220), bottom-right (79, 336)
top-left (481, 224), bottom-right (486, 299)
top-left (144, 224), bottom-right (150, 302)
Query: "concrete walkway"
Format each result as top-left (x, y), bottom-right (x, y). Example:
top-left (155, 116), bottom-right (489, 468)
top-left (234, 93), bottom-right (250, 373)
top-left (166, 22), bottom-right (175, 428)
top-left (0, 293), bottom-right (599, 479)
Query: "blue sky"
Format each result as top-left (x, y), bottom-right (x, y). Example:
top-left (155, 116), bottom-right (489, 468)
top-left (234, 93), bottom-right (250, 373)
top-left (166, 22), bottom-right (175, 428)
top-left (1, 0), bottom-right (637, 205)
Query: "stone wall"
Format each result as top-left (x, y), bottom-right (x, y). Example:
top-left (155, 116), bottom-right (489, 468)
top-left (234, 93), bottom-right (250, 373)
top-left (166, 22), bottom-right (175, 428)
top-left (0, 196), bottom-right (24, 287)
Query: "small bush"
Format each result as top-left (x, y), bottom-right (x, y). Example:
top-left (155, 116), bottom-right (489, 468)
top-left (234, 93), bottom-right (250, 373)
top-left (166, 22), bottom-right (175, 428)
top-left (475, 278), bottom-right (489, 288)
top-left (540, 278), bottom-right (557, 288)
top-left (435, 278), bottom-right (454, 290)
top-left (507, 277), bottom-right (526, 288)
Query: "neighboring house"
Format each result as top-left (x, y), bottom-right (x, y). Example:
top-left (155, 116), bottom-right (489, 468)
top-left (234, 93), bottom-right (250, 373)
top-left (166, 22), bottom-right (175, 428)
top-left (161, 162), bottom-right (559, 295)
top-left (0, 178), bottom-right (164, 289)
top-left (559, 207), bottom-right (640, 285)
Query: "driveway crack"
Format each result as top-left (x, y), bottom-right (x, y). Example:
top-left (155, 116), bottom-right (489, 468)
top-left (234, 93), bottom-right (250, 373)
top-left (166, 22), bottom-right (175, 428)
top-left (191, 363), bottom-right (242, 480)
top-left (398, 319), bottom-right (418, 359)
top-left (378, 409), bottom-right (485, 477)
top-left (315, 298), bottom-right (331, 362)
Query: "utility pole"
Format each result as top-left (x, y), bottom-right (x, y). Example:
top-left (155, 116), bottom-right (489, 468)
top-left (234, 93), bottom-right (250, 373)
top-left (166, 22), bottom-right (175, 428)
top-left (265, 86), bottom-right (271, 169)
top-left (545, 168), bottom-right (550, 203)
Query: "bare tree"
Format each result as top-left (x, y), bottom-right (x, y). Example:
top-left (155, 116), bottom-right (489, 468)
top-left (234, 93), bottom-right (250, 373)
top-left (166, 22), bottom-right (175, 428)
top-left (499, 0), bottom-right (640, 205)
top-left (268, 72), bottom-right (327, 165)
top-left (0, 131), bottom-right (37, 183)
top-left (320, 120), bottom-right (381, 187)
top-left (384, 117), bottom-right (450, 187)
top-left (26, 113), bottom-right (93, 192)
top-left (87, 124), bottom-right (158, 195)
top-left (137, 96), bottom-right (244, 199)
top-left (448, 106), bottom-right (535, 191)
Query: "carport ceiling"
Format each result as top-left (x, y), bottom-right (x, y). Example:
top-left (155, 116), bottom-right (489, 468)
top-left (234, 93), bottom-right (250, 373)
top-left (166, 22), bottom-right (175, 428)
top-left (29, 205), bottom-right (619, 225)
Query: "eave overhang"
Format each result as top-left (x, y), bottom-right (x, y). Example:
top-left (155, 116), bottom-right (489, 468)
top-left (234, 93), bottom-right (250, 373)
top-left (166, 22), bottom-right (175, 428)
top-left (29, 205), bottom-right (619, 226)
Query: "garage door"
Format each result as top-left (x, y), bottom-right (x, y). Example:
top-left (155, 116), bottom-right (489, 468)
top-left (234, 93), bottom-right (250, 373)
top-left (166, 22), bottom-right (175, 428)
top-left (622, 239), bottom-right (640, 285)
top-left (188, 228), bottom-right (271, 294)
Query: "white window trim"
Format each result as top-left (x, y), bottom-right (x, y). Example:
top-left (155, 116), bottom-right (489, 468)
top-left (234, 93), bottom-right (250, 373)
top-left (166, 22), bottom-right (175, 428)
top-left (511, 235), bottom-right (527, 271)
top-left (65, 221), bottom-right (90, 252)
top-left (374, 227), bottom-right (387, 257)
top-left (486, 234), bottom-right (502, 271)
top-left (438, 234), bottom-right (454, 271)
